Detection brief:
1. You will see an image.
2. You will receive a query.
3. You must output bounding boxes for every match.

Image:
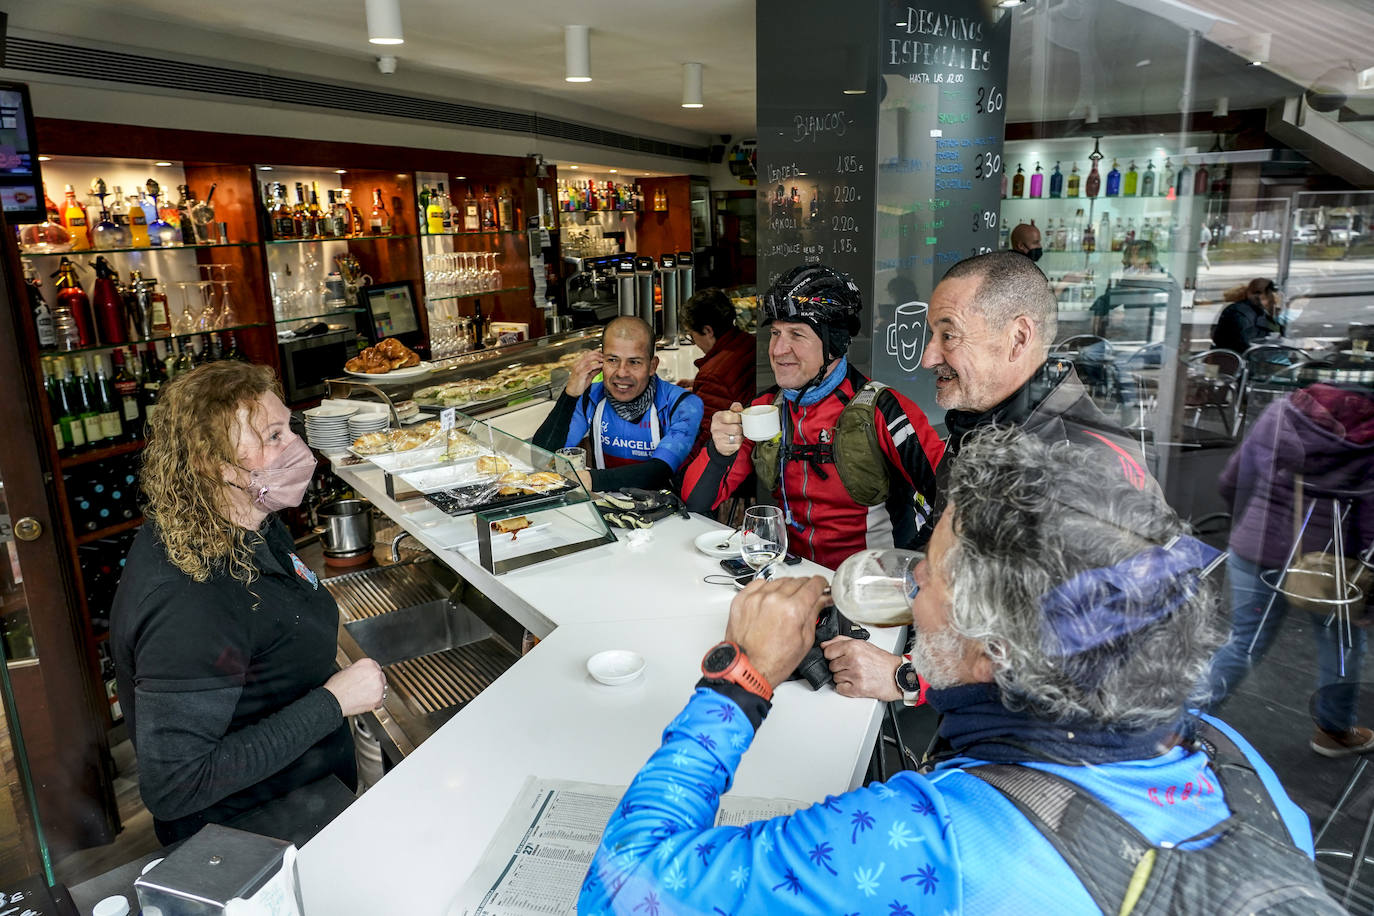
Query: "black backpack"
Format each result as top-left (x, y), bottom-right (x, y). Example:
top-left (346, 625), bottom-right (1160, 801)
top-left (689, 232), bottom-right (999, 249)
top-left (966, 721), bottom-right (1345, 915)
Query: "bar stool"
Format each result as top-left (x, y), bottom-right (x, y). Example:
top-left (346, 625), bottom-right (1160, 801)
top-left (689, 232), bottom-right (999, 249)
top-left (1311, 684), bottom-right (1374, 913)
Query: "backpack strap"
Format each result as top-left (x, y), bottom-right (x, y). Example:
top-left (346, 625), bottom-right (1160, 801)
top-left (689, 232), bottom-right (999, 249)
top-left (1189, 720), bottom-right (1295, 849)
top-left (966, 764), bottom-right (1162, 916)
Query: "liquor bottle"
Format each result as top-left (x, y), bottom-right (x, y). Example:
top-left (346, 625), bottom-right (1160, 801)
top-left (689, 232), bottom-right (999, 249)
top-left (207, 332), bottom-right (224, 362)
top-left (369, 189), bottom-right (392, 235)
top-left (293, 183), bottom-right (311, 237)
top-left (63, 186), bottom-right (91, 250)
top-left (587, 180), bottom-right (599, 212)
top-left (1049, 162), bottom-right (1063, 198)
top-left (1066, 163), bottom-right (1081, 198)
top-left (1175, 161), bottom-right (1191, 197)
top-left (54, 357), bottom-right (87, 452)
top-left (164, 338), bottom-right (180, 379)
top-left (75, 357), bottom-right (104, 447)
top-left (1042, 218), bottom-right (1055, 250)
top-left (140, 344), bottom-right (164, 429)
top-left (998, 217), bottom-right (1009, 250)
top-left (1110, 217), bottom-right (1125, 252)
top-left (1011, 163), bottom-right (1025, 198)
top-left (498, 186), bottom-right (515, 231)
top-left (1098, 212), bottom-right (1111, 253)
top-left (44, 186), bottom-right (62, 224)
top-left (418, 185), bottom-right (431, 232)
top-left (1054, 218), bottom-right (1069, 252)
top-left (1105, 159), bottom-right (1122, 197)
top-left (1081, 216), bottom-right (1095, 254)
top-left (1069, 209), bottom-right (1085, 253)
top-left (175, 186), bottom-right (198, 245)
top-left (308, 183), bottom-right (327, 238)
top-left (40, 358), bottom-right (65, 455)
top-left (463, 185), bottom-right (480, 232)
top-left (1140, 161), bottom-right (1155, 198)
top-left (91, 257), bottom-right (128, 345)
top-left (271, 183), bottom-right (295, 239)
top-left (126, 190), bottom-right (150, 247)
top-left (327, 190), bottom-right (350, 237)
top-left (109, 187), bottom-right (129, 229)
top-left (147, 278), bottom-right (171, 337)
top-left (809, 187), bottom-right (820, 225)
top-left (25, 266), bottom-right (57, 349)
top-left (1124, 217), bottom-right (1136, 245)
top-left (224, 331), bottom-right (245, 362)
top-left (111, 347), bottom-right (141, 439)
top-left (139, 185), bottom-right (161, 237)
top-left (52, 257), bottom-right (95, 348)
top-left (1029, 162), bottom-right (1044, 199)
top-left (556, 180), bottom-right (570, 212)
top-left (1160, 158), bottom-right (1174, 197)
top-left (481, 186), bottom-right (497, 229)
top-left (426, 185), bottom-right (445, 235)
top-left (93, 355), bottom-right (123, 442)
top-left (343, 189), bottom-right (365, 237)
top-left (176, 338), bottom-right (194, 374)
top-left (1194, 161), bottom-right (1210, 196)
top-left (999, 170), bottom-right (1007, 200)
top-left (1085, 139), bottom-right (1103, 198)
top-left (1122, 161), bottom-right (1139, 197)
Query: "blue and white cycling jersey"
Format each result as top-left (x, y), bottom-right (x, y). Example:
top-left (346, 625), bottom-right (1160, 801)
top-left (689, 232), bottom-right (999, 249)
top-left (565, 380), bottom-right (702, 472)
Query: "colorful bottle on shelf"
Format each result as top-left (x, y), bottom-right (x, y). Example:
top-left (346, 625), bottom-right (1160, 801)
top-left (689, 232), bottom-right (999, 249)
top-left (126, 191), bottom-right (150, 247)
top-left (497, 187), bottom-right (514, 231)
top-left (1048, 162), bottom-right (1063, 198)
top-left (1123, 161), bottom-right (1139, 197)
top-left (1066, 163), bottom-right (1080, 198)
top-left (425, 186), bottom-right (445, 234)
top-left (1140, 160), bottom-right (1155, 198)
top-left (52, 257), bottom-right (95, 348)
top-left (1029, 162), bottom-right (1043, 199)
top-left (1000, 170), bottom-right (1007, 200)
top-left (63, 186), bottom-right (91, 250)
top-left (369, 189), bottom-right (392, 235)
top-left (1081, 213), bottom-right (1095, 253)
top-left (1194, 160), bottom-right (1210, 196)
top-left (1105, 158), bottom-right (1122, 197)
top-left (91, 256), bottom-right (128, 346)
top-left (1085, 139), bottom-right (1103, 198)
top-left (308, 183), bottom-right (326, 238)
top-left (463, 185), bottom-right (481, 232)
top-left (1175, 161), bottom-right (1191, 197)
top-left (1160, 158), bottom-right (1174, 197)
top-left (1011, 163), bottom-right (1025, 198)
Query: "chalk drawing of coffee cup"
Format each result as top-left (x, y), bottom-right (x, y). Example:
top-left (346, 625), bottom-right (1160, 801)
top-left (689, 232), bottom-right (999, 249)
top-left (885, 301), bottom-right (928, 372)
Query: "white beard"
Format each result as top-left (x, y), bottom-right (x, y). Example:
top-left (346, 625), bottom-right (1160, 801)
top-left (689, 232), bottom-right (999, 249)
top-left (909, 624), bottom-right (969, 689)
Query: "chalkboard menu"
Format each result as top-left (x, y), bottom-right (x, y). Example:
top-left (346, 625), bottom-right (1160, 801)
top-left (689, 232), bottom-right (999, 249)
top-left (755, 0), bottom-right (1011, 421)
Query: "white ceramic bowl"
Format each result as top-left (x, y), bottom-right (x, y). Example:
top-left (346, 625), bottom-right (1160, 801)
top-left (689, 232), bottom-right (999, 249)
top-left (587, 650), bottom-right (646, 686)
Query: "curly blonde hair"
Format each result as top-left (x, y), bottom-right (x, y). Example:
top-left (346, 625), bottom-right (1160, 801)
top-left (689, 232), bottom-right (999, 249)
top-left (141, 361), bottom-right (282, 586)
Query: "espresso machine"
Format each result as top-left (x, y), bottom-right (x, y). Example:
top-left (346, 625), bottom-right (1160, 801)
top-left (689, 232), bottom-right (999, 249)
top-left (565, 254), bottom-right (621, 328)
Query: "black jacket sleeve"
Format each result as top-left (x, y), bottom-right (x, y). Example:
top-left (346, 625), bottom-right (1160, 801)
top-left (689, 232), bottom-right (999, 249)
top-left (589, 458), bottom-right (675, 492)
top-left (532, 391), bottom-right (580, 453)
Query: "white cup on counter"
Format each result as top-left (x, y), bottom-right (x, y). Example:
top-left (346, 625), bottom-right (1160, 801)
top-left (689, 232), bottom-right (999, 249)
top-left (741, 404), bottom-right (781, 441)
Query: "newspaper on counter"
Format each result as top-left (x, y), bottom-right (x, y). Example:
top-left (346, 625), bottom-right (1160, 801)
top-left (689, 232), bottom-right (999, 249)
top-left (447, 777), bottom-right (801, 916)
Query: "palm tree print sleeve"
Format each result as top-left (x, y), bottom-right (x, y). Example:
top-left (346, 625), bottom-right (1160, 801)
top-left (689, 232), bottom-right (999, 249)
top-left (579, 688), bottom-right (961, 915)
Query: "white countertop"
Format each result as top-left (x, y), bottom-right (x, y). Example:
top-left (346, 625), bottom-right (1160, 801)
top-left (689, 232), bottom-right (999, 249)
top-left (296, 433), bottom-right (904, 914)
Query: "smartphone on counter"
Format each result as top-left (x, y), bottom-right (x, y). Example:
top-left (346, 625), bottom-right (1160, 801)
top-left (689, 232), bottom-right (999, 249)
top-left (720, 555), bottom-right (801, 576)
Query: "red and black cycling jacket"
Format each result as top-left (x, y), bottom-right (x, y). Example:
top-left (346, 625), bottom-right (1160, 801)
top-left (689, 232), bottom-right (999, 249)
top-left (682, 363), bottom-right (944, 569)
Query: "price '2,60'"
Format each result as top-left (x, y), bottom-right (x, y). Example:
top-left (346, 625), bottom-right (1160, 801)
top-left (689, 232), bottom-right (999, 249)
top-left (974, 152), bottom-right (1002, 180)
top-left (975, 86), bottom-right (1004, 115)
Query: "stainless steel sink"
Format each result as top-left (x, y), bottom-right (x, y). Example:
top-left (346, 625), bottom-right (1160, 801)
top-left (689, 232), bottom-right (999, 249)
top-left (326, 560), bottom-right (519, 762)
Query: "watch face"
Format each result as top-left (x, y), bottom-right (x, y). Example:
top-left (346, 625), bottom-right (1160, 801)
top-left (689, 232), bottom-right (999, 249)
top-left (703, 643), bottom-right (738, 675)
top-left (896, 663), bottom-right (921, 692)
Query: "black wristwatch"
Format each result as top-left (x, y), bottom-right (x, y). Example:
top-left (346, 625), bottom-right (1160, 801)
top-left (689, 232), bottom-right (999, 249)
top-left (895, 660), bottom-right (921, 694)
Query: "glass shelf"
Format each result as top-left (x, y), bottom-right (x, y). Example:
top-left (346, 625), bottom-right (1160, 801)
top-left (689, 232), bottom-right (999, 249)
top-left (266, 233), bottom-right (417, 246)
top-left (275, 308), bottom-right (366, 323)
top-left (41, 321), bottom-right (270, 357)
top-left (427, 286), bottom-right (530, 302)
top-left (420, 229), bottom-right (524, 238)
top-left (17, 241), bottom-right (258, 258)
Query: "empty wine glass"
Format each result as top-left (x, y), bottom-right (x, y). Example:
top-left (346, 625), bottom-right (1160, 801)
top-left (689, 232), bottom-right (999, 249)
top-left (196, 281), bottom-right (216, 332)
top-left (825, 549), bottom-right (924, 627)
top-left (174, 282), bottom-right (196, 335)
top-left (740, 506), bottom-right (787, 580)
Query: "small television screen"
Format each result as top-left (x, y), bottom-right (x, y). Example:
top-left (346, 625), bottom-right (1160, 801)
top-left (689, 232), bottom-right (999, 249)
top-left (0, 82), bottom-right (45, 225)
top-left (361, 281), bottom-right (421, 340)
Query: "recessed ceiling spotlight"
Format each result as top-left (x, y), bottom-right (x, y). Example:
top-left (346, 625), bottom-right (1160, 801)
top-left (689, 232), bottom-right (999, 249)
top-left (609, 169), bottom-right (618, 173)
top-left (455, 175), bottom-right (466, 180)
top-left (258, 166), bottom-right (273, 171)
top-left (37, 155), bottom-right (51, 161)
top-left (155, 161), bottom-right (173, 167)
top-left (1136, 59), bottom-right (1151, 67)
top-left (996, 0), bottom-right (1024, 7)
top-left (335, 169), bottom-right (348, 174)
top-left (570, 165), bottom-right (579, 170)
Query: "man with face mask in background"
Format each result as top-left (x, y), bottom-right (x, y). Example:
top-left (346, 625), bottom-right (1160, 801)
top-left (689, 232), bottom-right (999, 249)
top-left (112, 362), bottom-right (385, 844)
top-left (1010, 221), bottom-right (1043, 262)
top-left (682, 264), bottom-right (943, 569)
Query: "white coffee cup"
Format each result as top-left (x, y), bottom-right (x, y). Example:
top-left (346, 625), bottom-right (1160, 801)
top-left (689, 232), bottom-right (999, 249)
top-left (741, 404), bottom-right (782, 441)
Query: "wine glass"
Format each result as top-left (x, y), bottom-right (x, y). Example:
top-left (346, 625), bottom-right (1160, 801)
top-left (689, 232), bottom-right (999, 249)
top-left (740, 506), bottom-right (787, 580)
top-left (196, 281), bottom-right (216, 332)
top-left (825, 549), bottom-right (924, 627)
top-left (174, 282), bottom-right (196, 335)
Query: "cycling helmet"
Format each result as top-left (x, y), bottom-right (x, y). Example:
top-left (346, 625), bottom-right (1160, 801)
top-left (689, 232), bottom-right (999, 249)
top-left (760, 264), bottom-right (863, 361)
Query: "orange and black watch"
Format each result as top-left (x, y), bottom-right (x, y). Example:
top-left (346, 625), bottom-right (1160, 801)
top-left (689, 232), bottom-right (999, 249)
top-left (701, 641), bottom-right (773, 702)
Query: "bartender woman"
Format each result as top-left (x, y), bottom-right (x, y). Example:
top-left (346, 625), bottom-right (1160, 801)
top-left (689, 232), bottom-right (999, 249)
top-left (111, 361), bottom-right (384, 844)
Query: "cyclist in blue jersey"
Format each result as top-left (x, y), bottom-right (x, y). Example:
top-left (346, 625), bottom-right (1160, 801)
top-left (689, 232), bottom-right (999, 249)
top-left (534, 317), bottom-right (702, 492)
top-left (581, 427), bottom-right (1334, 916)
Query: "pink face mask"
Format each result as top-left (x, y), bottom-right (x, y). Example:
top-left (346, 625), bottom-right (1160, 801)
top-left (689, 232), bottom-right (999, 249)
top-left (241, 435), bottom-right (316, 512)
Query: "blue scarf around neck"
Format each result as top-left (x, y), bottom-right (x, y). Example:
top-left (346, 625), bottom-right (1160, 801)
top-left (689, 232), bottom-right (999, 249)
top-left (925, 682), bottom-right (1183, 766)
top-left (781, 357), bottom-right (848, 406)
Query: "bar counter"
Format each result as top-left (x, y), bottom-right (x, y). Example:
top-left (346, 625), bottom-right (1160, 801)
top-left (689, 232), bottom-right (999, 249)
top-left (295, 451), bottom-right (905, 912)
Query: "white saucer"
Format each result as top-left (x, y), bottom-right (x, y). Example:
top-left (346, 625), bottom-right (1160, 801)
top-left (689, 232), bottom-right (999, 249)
top-left (694, 529), bottom-right (742, 559)
top-left (587, 650), bottom-right (645, 686)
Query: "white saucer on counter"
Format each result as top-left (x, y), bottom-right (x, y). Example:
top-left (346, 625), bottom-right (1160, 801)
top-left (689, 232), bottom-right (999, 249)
top-left (694, 529), bottom-right (743, 559)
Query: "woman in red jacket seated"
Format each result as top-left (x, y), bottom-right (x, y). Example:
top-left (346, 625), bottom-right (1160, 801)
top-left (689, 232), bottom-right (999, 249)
top-left (681, 288), bottom-right (756, 455)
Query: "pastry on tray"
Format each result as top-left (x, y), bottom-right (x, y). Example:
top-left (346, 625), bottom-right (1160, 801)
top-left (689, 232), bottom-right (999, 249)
top-left (351, 431), bottom-right (394, 455)
top-left (491, 516), bottom-right (532, 535)
top-left (476, 455), bottom-right (511, 475)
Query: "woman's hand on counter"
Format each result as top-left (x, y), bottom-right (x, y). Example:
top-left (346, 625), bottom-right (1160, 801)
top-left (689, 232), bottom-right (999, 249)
top-left (325, 658), bottom-right (387, 717)
top-left (563, 350), bottom-right (604, 398)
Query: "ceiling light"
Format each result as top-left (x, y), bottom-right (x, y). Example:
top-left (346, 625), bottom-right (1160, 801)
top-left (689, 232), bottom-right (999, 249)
top-left (1251, 59), bottom-right (1263, 66)
top-left (609, 169), bottom-right (618, 173)
top-left (1246, 32), bottom-right (1270, 67)
top-left (455, 175), bottom-right (466, 180)
top-left (996, 0), bottom-right (1024, 7)
top-left (843, 89), bottom-right (866, 95)
top-left (1135, 59), bottom-right (1151, 68)
top-left (570, 165), bottom-right (579, 170)
top-left (682, 62), bottom-right (704, 108)
top-left (335, 169), bottom-right (348, 174)
top-left (365, 0), bottom-right (404, 45)
top-left (37, 155), bottom-right (51, 161)
top-left (565, 25), bottom-right (591, 82)
top-left (155, 161), bottom-right (173, 167)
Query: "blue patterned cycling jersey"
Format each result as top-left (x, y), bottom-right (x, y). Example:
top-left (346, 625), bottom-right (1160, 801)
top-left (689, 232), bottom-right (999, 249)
top-left (579, 690), bottom-right (1313, 916)
top-left (565, 380), bottom-right (702, 472)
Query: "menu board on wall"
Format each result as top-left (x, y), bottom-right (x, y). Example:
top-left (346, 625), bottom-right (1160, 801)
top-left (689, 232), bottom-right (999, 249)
top-left (756, 0), bottom-right (881, 376)
top-left (871, 2), bottom-right (1012, 421)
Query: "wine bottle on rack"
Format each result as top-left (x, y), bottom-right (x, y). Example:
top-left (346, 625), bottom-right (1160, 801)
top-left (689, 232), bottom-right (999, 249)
top-left (53, 357), bottom-right (86, 452)
top-left (42, 358), bottom-right (66, 455)
top-left (94, 355), bottom-right (123, 443)
top-left (74, 357), bottom-right (104, 448)
top-left (111, 347), bottom-right (141, 439)
top-left (140, 344), bottom-right (165, 429)
top-left (224, 331), bottom-right (245, 362)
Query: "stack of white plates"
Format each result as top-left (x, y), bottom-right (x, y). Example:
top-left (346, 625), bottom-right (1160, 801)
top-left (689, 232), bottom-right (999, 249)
top-left (348, 413), bottom-right (390, 441)
top-left (303, 405), bottom-right (358, 451)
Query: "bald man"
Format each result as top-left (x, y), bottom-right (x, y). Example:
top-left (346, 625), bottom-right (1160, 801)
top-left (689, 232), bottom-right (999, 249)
top-left (533, 316), bottom-right (703, 491)
top-left (1010, 222), bottom-right (1043, 262)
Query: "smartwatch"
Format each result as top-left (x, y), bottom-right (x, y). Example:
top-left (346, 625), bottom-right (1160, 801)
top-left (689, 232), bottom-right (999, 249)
top-left (701, 641), bottom-right (773, 702)
top-left (895, 660), bottom-right (921, 694)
